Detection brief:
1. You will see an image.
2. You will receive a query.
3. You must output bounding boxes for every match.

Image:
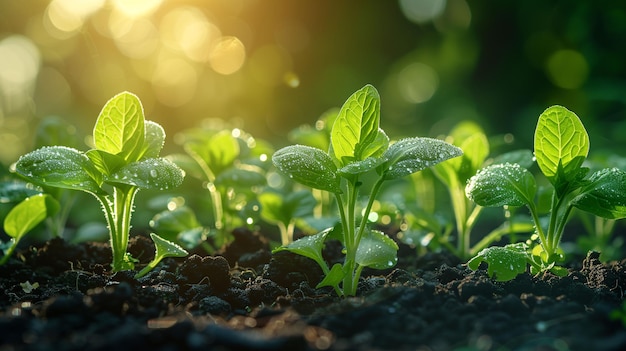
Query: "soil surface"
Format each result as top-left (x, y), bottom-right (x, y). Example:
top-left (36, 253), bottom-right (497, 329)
top-left (1, 227), bottom-right (626, 351)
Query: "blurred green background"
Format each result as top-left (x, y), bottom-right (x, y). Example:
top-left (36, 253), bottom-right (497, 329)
top-left (1, 0), bottom-right (625, 165)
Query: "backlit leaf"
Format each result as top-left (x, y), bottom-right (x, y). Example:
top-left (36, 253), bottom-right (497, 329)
top-left (330, 85), bottom-right (381, 166)
top-left (141, 121), bottom-right (166, 159)
top-left (273, 227), bottom-right (334, 270)
top-left (534, 105), bottom-right (589, 184)
top-left (93, 91), bottom-right (145, 163)
top-left (4, 194), bottom-right (59, 239)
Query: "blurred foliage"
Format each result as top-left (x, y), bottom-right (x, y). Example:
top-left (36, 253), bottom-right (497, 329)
top-left (0, 0), bottom-right (625, 165)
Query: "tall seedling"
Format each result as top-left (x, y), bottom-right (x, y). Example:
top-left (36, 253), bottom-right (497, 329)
top-left (15, 92), bottom-right (185, 272)
top-left (272, 85), bottom-right (462, 296)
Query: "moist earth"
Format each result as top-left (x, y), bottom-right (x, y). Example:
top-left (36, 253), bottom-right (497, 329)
top-left (1, 228), bottom-right (625, 351)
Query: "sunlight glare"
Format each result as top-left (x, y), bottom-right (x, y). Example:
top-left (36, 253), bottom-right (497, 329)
top-left (209, 36), bottom-right (246, 75)
top-left (397, 62), bottom-right (439, 103)
top-left (111, 0), bottom-right (163, 18)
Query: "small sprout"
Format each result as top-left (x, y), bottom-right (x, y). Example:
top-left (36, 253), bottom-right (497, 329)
top-left (1, 194), bottom-right (59, 265)
top-left (19, 281), bottom-right (39, 293)
top-left (134, 233), bottom-right (188, 279)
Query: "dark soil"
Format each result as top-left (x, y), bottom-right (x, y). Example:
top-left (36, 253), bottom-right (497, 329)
top-left (1, 227), bottom-right (626, 351)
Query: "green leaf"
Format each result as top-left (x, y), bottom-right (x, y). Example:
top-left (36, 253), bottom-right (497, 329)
top-left (355, 228), bottom-right (399, 270)
top-left (316, 263), bottom-right (345, 289)
top-left (184, 130), bottom-right (239, 178)
top-left (107, 158), bottom-right (184, 190)
top-left (467, 243), bottom-right (528, 281)
top-left (134, 233), bottom-right (188, 279)
top-left (273, 227), bottom-right (333, 270)
top-left (35, 116), bottom-right (80, 149)
top-left (380, 137), bottom-right (463, 180)
top-left (141, 121), bottom-right (166, 159)
top-left (93, 91), bottom-right (146, 163)
top-left (150, 232), bottom-right (188, 259)
top-left (150, 206), bottom-right (202, 237)
top-left (272, 145), bottom-right (342, 193)
top-left (86, 149), bottom-right (125, 177)
top-left (215, 166), bottom-right (267, 188)
top-left (330, 84), bottom-right (381, 165)
top-left (258, 190), bottom-right (316, 226)
top-left (15, 146), bottom-right (103, 194)
top-left (466, 163), bottom-right (536, 207)
top-left (338, 157), bottom-right (384, 177)
top-left (490, 149), bottom-right (535, 169)
top-left (573, 168), bottom-right (626, 219)
top-left (534, 105), bottom-right (589, 185)
top-left (4, 194), bottom-right (59, 239)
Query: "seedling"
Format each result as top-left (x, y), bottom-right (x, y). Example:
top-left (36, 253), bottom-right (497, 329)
top-left (258, 189), bottom-right (316, 245)
top-left (1, 194), bottom-right (59, 265)
top-left (272, 84), bottom-right (462, 296)
top-left (134, 233), bottom-right (188, 279)
top-left (14, 92), bottom-right (185, 273)
top-left (431, 122), bottom-right (535, 259)
top-left (174, 126), bottom-right (269, 249)
top-left (466, 105), bottom-right (626, 280)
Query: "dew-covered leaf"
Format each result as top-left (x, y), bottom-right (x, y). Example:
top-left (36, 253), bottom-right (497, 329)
top-left (467, 243), bottom-right (528, 281)
top-left (573, 168), bottom-right (626, 219)
top-left (355, 228), bottom-right (399, 270)
top-left (15, 146), bottom-right (103, 194)
top-left (380, 137), bottom-right (463, 180)
top-left (273, 227), bottom-right (333, 270)
top-left (107, 158), bottom-right (184, 190)
top-left (272, 145), bottom-right (342, 193)
top-left (466, 163), bottom-right (536, 207)
top-left (93, 91), bottom-right (145, 163)
top-left (141, 121), bottom-right (166, 159)
top-left (4, 194), bottom-right (59, 240)
top-left (330, 84), bottom-right (381, 166)
top-left (534, 105), bottom-right (589, 185)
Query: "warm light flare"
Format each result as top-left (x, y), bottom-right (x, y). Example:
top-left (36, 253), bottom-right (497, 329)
top-left (209, 36), bottom-right (246, 75)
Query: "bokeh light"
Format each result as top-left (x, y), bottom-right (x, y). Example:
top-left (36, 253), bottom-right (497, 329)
top-left (545, 49), bottom-right (589, 90)
top-left (0, 0), bottom-right (624, 165)
top-left (209, 36), bottom-right (246, 75)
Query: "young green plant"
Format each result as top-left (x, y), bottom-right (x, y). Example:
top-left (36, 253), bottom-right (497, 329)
top-left (466, 105), bottom-right (626, 280)
top-left (1, 194), bottom-right (59, 265)
top-left (430, 121), bottom-right (535, 259)
top-left (174, 127), bottom-right (269, 249)
top-left (272, 84), bottom-right (462, 296)
top-left (14, 92), bottom-right (185, 273)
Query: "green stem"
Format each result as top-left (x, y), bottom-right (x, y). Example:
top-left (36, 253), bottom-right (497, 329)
top-left (0, 239), bottom-right (19, 265)
top-left (527, 202), bottom-right (548, 252)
